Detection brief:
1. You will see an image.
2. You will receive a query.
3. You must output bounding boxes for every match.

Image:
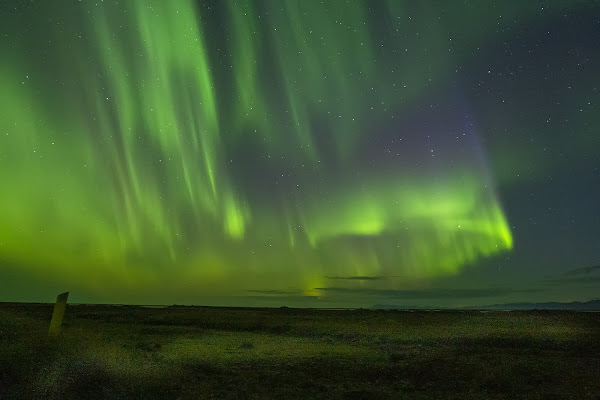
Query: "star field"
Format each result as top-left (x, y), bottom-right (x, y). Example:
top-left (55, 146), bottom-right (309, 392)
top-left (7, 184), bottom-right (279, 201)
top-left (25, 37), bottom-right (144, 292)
top-left (0, 1), bottom-right (598, 306)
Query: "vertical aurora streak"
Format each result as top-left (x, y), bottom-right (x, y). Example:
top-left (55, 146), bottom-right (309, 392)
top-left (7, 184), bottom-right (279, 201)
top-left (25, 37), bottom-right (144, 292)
top-left (0, 0), bottom-right (521, 301)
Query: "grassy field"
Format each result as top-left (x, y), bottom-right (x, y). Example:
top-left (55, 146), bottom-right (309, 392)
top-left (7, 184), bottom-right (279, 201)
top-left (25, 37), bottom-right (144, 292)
top-left (0, 303), bottom-right (598, 399)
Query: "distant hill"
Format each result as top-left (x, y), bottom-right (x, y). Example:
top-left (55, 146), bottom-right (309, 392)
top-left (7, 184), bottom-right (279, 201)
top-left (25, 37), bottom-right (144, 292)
top-left (372, 300), bottom-right (600, 311)
top-left (463, 299), bottom-right (600, 311)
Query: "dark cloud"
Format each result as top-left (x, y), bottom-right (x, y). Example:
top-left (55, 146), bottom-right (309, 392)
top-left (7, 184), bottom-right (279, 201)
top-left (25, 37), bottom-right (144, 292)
top-left (245, 289), bottom-right (302, 296)
top-left (540, 266), bottom-right (600, 286)
top-left (562, 265), bottom-right (600, 276)
top-left (324, 276), bottom-right (391, 281)
top-left (314, 287), bottom-right (544, 300)
top-left (544, 276), bottom-right (600, 285)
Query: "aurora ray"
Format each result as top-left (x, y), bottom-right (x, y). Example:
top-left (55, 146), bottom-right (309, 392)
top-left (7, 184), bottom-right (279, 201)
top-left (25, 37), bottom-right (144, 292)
top-left (0, 0), bottom-right (531, 302)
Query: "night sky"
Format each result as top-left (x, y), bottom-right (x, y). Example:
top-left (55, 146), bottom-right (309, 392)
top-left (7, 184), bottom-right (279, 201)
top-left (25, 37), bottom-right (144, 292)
top-left (0, 1), bottom-right (598, 308)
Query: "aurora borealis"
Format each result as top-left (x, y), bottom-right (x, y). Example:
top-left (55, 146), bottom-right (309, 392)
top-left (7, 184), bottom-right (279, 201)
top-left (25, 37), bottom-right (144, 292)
top-left (1, 1), bottom-right (599, 306)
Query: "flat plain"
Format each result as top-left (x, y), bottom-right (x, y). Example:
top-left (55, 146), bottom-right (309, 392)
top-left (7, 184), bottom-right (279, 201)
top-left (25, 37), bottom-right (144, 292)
top-left (0, 303), bottom-right (598, 399)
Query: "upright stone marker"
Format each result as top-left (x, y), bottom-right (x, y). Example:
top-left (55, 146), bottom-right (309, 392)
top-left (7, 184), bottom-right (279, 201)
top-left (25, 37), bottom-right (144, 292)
top-left (48, 292), bottom-right (69, 336)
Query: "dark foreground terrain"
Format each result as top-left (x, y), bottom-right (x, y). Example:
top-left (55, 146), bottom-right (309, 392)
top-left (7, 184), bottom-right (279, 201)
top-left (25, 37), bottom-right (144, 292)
top-left (0, 303), bottom-right (598, 399)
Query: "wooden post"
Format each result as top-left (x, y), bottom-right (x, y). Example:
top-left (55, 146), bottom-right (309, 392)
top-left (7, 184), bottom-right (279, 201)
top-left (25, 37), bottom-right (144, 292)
top-left (48, 292), bottom-right (69, 336)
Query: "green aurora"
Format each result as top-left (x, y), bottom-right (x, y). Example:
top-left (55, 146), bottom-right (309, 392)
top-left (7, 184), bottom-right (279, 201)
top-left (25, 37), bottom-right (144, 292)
top-left (8, 0), bottom-right (581, 302)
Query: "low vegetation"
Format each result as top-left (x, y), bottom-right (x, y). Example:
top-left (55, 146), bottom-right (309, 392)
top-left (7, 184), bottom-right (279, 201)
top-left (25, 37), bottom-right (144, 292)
top-left (0, 303), bottom-right (598, 399)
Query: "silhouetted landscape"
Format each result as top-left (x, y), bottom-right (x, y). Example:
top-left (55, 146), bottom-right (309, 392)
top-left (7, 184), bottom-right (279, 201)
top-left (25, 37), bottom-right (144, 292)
top-left (1, 302), bottom-right (599, 399)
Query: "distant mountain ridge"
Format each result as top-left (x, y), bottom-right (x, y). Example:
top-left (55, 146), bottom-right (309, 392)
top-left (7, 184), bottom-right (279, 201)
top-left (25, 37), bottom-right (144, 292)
top-left (463, 299), bottom-right (600, 311)
top-left (372, 299), bottom-right (600, 311)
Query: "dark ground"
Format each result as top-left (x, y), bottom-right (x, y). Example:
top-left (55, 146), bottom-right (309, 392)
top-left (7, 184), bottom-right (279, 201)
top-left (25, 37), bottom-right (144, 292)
top-left (0, 303), bottom-right (598, 399)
